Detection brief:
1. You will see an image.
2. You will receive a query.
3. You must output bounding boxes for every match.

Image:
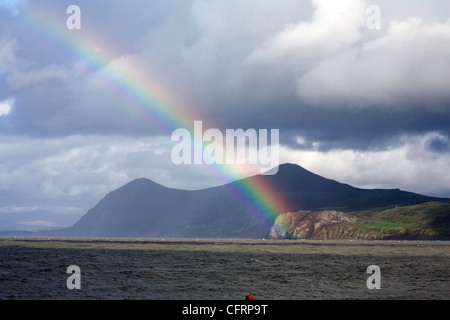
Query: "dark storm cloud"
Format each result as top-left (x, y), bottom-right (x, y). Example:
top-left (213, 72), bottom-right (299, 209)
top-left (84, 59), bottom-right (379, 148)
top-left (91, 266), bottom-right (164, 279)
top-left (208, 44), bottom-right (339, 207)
top-left (1, 0), bottom-right (449, 149)
top-left (426, 135), bottom-right (450, 153)
top-left (1, 0), bottom-right (315, 137)
top-left (192, 88), bottom-right (450, 152)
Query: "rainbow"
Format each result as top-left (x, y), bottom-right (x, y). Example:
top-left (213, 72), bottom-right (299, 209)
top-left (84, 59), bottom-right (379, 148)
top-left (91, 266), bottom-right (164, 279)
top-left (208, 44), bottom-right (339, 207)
top-left (20, 4), bottom-right (290, 228)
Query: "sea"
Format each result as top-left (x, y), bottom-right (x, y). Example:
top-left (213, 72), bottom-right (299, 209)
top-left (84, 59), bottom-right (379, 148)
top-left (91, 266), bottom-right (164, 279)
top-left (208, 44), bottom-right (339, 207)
top-left (1, 237), bottom-right (449, 300)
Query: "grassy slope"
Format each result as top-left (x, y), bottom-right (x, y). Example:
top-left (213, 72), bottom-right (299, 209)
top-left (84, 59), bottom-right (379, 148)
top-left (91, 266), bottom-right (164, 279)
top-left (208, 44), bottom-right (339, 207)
top-left (325, 201), bottom-right (450, 240)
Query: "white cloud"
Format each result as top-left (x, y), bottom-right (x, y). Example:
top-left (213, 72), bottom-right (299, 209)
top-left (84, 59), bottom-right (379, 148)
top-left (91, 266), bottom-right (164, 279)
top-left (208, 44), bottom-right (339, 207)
top-left (20, 220), bottom-right (58, 228)
top-left (235, 0), bottom-right (450, 109)
top-left (0, 97), bottom-right (13, 116)
top-left (7, 64), bottom-right (69, 89)
top-left (0, 37), bottom-right (22, 73)
top-left (280, 132), bottom-right (450, 198)
top-left (246, 0), bottom-right (366, 64)
top-left (297, 17), bottom-right (450, 107)
top-left (0, 0), bottom-right (27, 16)
top-left (0, 134), bottom-right (223, 211)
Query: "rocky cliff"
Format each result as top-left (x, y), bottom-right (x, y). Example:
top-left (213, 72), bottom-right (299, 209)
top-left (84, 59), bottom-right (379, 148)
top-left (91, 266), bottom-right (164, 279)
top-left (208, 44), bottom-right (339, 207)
top-left (269, 210), bottom-right (357, 239)
top-left (268, 201), bottom-right (450, 240)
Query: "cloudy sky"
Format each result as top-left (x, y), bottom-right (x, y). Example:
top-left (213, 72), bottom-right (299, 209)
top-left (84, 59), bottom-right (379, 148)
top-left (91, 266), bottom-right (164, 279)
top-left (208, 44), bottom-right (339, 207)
top-left (1, 0), bottom-right (449, 230)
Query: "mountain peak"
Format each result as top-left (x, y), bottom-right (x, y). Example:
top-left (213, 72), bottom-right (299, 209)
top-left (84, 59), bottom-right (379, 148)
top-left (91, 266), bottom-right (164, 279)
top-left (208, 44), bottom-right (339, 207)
top-left (116, 177), bottom-right (166, 192)
top-left (275, 163), bottom-right (317, 176)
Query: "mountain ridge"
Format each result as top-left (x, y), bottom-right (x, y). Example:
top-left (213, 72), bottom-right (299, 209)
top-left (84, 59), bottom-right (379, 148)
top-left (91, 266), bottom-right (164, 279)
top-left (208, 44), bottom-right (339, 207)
top-left (45, 163), bottom-right (448, 238)
top-left (2, 163), bottom-right (448, 239)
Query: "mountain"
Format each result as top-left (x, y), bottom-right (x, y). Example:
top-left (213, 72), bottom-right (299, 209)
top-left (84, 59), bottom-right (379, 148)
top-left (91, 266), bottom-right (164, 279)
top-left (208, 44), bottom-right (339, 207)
top-left (42, 163), bottom-right (447, 239)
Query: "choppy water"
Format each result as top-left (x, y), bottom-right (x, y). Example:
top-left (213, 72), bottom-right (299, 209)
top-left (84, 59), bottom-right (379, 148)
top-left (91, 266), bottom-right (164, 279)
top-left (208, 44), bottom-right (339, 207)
top-left (0, 238), bottom-right (448, 300)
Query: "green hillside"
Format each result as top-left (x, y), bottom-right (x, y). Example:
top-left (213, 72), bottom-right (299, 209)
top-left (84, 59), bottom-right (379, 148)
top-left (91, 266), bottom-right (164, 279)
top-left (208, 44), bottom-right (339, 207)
top-left (334, 201), bottom-right (450, 240)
